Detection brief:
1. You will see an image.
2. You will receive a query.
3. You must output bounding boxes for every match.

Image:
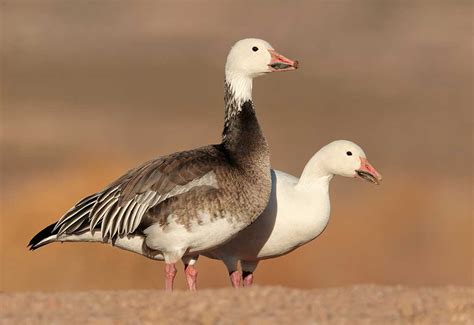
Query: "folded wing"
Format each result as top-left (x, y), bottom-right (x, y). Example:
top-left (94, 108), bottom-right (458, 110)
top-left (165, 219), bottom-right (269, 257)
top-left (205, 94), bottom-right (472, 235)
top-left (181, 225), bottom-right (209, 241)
top-left (54, 146), bottom-right (223, 241)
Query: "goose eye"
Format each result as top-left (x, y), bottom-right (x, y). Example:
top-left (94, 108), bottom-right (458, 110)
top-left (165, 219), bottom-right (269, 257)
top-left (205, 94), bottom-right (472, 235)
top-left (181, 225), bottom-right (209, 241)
top-left (252, 46), bottom-right (259, 52)
top-left (346, 151), bottom-right (352, 156)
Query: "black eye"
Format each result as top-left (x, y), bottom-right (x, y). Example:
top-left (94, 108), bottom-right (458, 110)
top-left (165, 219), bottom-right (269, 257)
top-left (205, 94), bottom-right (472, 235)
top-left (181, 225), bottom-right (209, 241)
top-left (252, 46), bottom-right (259, 52)
top-left (346, 151), bottom-right (352, 156)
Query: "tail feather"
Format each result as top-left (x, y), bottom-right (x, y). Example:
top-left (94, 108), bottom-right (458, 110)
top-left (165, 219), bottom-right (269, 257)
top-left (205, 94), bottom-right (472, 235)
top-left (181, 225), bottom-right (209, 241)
top-left (28, 223), bottom-right (58, 250)
top-left (28, 225), bottom-right (158, 260)
top-left (28, 192), bottom-right (117, 251)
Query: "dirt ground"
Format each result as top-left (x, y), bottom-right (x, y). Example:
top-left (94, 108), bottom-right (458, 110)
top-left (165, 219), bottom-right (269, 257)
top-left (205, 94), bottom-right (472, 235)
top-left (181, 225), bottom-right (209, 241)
top-left (1, 285), bottom-right (472, 324)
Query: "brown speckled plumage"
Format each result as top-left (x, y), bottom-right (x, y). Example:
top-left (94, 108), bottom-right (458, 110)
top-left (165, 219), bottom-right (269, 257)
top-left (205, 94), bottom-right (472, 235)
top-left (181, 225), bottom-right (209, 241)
top-left (29, 81), bottom-right (271, 256)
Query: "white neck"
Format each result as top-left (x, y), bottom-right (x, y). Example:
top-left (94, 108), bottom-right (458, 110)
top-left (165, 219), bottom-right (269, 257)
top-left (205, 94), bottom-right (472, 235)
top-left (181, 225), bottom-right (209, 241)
top-left (225, 70), bottom-right (253, 108)
top-left (296, 153), bottom-right (334, 191)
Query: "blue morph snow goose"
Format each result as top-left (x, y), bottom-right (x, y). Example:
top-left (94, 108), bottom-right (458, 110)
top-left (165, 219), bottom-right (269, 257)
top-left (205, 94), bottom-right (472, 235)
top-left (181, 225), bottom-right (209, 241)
top-left (28, 38), bottom-right (298, 291)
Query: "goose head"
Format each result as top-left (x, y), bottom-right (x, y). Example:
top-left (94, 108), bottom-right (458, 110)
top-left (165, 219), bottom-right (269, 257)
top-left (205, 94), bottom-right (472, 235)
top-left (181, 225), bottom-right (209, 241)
top-left (225, 38), bottom-right (298, 79)
top-left (319, 140), bottom-right (382, 185)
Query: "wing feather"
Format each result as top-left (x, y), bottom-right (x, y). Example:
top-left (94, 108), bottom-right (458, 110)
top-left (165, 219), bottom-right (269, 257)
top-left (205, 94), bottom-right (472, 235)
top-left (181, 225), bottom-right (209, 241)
top-left (54, 200), bottom-right (95, 233)
top-left (90, 195), bottom-right (118, 230)
top-left (52, 145), bottom-right (223, 241)
top-left (101, 204), bottom-right (121, 237)
top-left (57, 208), bottom-right (92, 235)
top-left (119, 202), bottom-right (134, 236)
top-left (109, 201), bottom-right (129, 238)
top-left (126, 202), bottom-right (141, 234)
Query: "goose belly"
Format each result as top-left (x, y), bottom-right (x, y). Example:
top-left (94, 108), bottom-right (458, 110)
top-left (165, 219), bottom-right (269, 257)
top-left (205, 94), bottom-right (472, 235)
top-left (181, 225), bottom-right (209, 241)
top-left (143, 212), bottom-right (247, 253)
top-left (205, 185), bottom-right (331, 261)
top-left (207, 210), bottom-right (329, 262)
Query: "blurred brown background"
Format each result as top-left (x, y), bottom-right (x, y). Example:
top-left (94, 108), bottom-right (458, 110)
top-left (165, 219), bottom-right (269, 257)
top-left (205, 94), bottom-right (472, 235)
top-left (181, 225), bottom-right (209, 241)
top-left (1, 1), bottom-right (472, 292)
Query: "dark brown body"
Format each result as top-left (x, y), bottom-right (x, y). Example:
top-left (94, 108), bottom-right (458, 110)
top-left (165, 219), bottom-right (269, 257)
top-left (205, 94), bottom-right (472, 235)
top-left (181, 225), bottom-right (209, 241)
top-left (29, 94), bottom-right (271, 263)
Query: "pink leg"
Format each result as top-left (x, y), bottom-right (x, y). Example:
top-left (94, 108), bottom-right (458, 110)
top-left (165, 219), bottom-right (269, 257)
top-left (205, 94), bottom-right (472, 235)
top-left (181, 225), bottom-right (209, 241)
top-left (242, 271), bottom-right (254, 287)
top-left (184, 265), bottom-right (198, 291)
top-left (165, 263), bottom-right (177, 292)
top-left (229, 271), bottom-right (242, 288)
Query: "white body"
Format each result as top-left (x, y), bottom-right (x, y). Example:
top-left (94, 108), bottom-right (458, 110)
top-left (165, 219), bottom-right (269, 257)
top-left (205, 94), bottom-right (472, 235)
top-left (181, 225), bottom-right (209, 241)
top-left (204, 169), bottom-right (332, 268)
top-left (144, 214), bottom-right (247, 260)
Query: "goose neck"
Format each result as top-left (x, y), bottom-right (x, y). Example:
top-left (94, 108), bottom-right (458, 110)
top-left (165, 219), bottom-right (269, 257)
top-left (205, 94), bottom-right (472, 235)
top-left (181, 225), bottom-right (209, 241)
top-left (221, 76), bottom-right (268, 165)
top-left (296, 154), bottom-right (334, 191)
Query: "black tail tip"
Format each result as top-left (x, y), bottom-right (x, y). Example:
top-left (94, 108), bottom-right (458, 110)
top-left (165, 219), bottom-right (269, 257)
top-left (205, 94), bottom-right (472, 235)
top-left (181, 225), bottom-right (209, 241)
top-left (28, 223), bottom-right (57, 250)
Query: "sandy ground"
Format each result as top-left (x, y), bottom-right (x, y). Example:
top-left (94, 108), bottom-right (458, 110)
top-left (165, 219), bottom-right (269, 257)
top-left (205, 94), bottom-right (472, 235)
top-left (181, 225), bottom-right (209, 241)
top-left (1, 285), bottom-right (472, 324)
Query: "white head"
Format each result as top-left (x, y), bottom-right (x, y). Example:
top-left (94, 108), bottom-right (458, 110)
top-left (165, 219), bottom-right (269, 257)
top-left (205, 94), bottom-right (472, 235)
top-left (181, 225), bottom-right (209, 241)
top-left (310, 140), bottom-right (382, 185)
top-left (225, 38), bottom-right (298, 78)
top-left (224, 38), bottom-right (298, 102)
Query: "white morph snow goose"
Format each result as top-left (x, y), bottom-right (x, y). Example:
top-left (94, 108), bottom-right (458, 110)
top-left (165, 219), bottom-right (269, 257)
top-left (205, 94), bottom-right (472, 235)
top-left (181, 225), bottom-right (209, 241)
top-left (28, 38), bottom-right (298, 291)
top-left (204, 140), bottom-right (382, 287)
